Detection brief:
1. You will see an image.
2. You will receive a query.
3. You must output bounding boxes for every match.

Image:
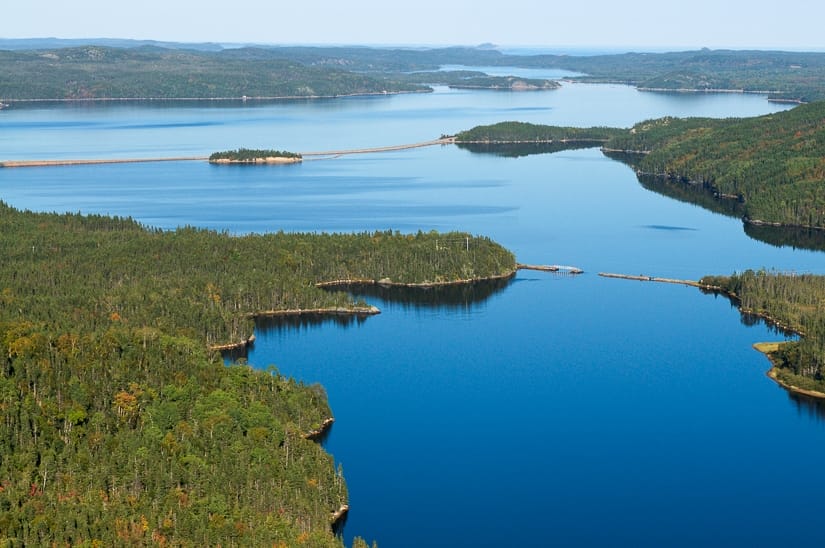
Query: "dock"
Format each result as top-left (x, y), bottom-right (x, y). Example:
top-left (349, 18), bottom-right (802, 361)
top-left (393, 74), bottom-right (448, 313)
top-left (517, 263), bottom-right (583, 274)
top-left (598, 272), bottom-right (701, 287)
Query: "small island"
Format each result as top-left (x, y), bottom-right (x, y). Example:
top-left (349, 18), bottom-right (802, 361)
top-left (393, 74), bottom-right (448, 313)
top-left (209, 148), bottom-right (302, 164)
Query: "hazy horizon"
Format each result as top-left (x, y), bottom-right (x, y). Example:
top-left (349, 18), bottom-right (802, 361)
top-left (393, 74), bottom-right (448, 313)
top-left (3, 37), bottom-right (825, 56)
top-left (3, 0), bottom-right (823, 52)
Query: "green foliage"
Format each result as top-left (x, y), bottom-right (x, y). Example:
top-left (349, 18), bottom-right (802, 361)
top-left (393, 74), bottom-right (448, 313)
top-left (700, 270), bottom-right (825, 389)
top-left (184, 45), bottom-right (825, 102)
top-left (7, 44), bottom-right (825, 104)
top-left (460, 102), bottom-right (825, 230)
top-left (0, 46), bottom-right (425, 100)
top-left (455, 121), bottom-right (622, 143)
top-left (0, 202), bottom-right (512, 544)
top-left (396, 70), bottom-right (559, 90)
top-left (209, 148), bottom-right (301, 161)
top-left (610, 102), bottom-right (825, 228)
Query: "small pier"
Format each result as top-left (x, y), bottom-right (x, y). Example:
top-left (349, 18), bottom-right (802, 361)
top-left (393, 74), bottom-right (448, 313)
top-left (598, 272), bottom-right (701, 287)
top-left (517, 263), bottom-right (583, 274)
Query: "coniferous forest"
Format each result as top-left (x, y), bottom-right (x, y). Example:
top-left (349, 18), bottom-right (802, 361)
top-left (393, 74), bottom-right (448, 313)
top-left (700, 271), bottom-right (825, 393)
top-left (0, 202), bottom-right (515, 545)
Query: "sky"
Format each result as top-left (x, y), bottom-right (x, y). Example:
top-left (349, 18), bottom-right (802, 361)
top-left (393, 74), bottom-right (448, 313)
top-left (2, 0), bottom-right (824, 51)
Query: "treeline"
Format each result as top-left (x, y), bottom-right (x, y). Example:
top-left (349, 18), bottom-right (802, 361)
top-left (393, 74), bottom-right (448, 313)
top-left (700, 270), bottom-right (825, 392)
top-left (0, 46), bottom-right (425, 101)
top-left (7, 44), bottom-right (825, 103)
top-left (201, 46), bottom-right (825, 103)
top-left (396, 71), bottom-right (559, 90)
top-left (455, 121), bottom-right (623, 143)
top-left (0, 202), bottom-right (514, 545)
top-left (456, 101), bottom-right (825, 230)
top-left (209, 148), bottom-right (302, 162)
top-left (610, 102), bottom-right (825, 229)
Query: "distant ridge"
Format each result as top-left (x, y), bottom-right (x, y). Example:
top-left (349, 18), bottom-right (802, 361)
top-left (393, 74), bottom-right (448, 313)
top-left (0, 37), bottom-right (226, 51)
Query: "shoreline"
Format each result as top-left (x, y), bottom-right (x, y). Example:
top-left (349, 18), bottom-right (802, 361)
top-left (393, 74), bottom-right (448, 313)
top-left (455, 138), bottom-right (608, 145)
top-left (209, 333), bottom-right (256, 352)
top-left (210, 306), bottom-right (380, 352)
top-left (0, 89), bottom-right (431, 106)
top-left (611, 275), bottom-right (823, 400)
top-left (304, 417), bottom-right (335, 440)
top-left (315, 269), bottom-right (517, 289)
top-left (754, 343), bottom-right (825, 400)
top-left (627, 170), bottom-right (825, 233)
top-left (215, 272), bottom-right (518, 351)
top-left (250, 305), bottom-right (382, 319)
top-left (209, 156), bottom-right (302, 165)
top-left (1, 156), bottom-right (208, 168)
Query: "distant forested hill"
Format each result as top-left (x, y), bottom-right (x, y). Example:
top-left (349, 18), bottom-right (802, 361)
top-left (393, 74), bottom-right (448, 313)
top-left (0, 45), bottom-right (425, 100)
top-left (3, 43), bottom-right (825, 102)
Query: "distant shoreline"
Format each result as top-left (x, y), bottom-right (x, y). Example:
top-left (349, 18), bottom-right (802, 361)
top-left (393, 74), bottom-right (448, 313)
top-left (0, 156), bottom-right (208, 168)
top-left (0, 89), bottom-right (430, 107)
top-left (1, 138), bottom-right (454, 168)
top-left (3, 90), bottom-right (428, 104)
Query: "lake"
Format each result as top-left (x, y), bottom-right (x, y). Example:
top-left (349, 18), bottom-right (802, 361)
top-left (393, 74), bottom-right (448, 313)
top-left (3, 82), bottom-right (825, 547)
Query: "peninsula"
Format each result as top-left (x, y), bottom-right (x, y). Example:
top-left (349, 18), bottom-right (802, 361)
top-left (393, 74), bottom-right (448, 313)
top-left (0, 203), bottom-right (516, 546)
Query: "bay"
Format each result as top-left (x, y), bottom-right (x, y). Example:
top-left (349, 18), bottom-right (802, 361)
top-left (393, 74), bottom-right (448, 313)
top-left (2, 84), bottom-right (824, 547)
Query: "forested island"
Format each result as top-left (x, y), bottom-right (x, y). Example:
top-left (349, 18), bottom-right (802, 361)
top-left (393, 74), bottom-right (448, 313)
top-left (395, 70), bottom-right (559, 91)
top-left (4, 42), bottom-right (825, 103)
top-left (209, 148), bottom-right (302, 164)
top-left (0, 202), bottom-right (515, 545)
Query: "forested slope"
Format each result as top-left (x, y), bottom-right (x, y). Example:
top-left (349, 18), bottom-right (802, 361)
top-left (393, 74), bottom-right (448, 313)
top-left (700, 271), bottom-right (825, 393)
top-left (0, 203), bottom-right (514, 545)
top-left (457, 101), bottom-right (825, 229)
top-left (610, 101), bottom-right (825, 228)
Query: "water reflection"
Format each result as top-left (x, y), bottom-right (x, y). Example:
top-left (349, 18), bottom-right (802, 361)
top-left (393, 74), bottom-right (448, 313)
top-left (744, 223), bottom-right (825, 253)
top-left (701, 288), bottom-right (799, 337)
top-left (323, 275), bottom-right (514, 310)
top-left (455, 141), bottom-right (601, 157)
top-left (225, 277), bottom-right (514, 363)
top-left (224, 314), bottom-right (371, 363)
top-left (458, 142), bottom-right (825, 253)
top-left (700, 289), bottom-right (825, 424)
top-left (787, 391), bottom-right (825, 422)
top-left (631, 172), bottom-right (745, 218)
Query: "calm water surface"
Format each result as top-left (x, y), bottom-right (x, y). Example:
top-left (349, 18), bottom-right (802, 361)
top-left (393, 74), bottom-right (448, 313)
top-left (2, 85), bottom-right (825, 546)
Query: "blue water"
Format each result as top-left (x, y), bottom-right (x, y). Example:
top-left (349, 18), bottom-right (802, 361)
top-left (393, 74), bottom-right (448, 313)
top-left (2, 85), bottom-right (825, 546)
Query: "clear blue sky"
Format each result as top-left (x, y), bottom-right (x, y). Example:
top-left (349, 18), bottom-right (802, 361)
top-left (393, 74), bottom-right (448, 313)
top-left (3, 0), bottom-right (823, 51)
